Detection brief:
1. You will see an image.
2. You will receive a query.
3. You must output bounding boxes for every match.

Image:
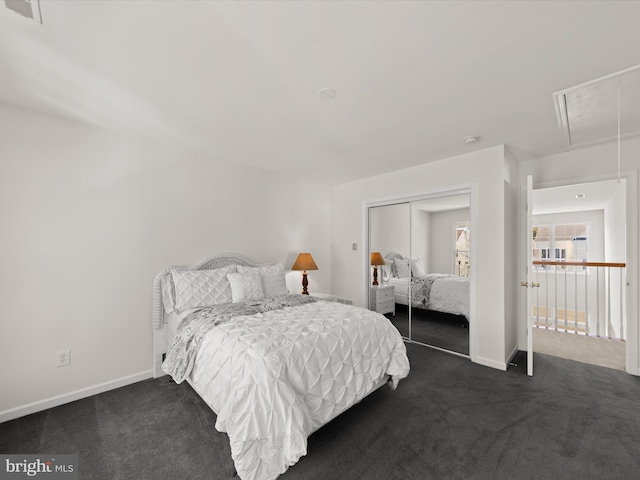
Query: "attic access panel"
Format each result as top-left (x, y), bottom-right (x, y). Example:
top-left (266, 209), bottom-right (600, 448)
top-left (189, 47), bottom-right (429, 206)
top-left (4, 0), bottom-right (42, 23)
top-left (554, 65), bottom-right (640, 148)
top-left (4, 0), bottom-right (33, 19)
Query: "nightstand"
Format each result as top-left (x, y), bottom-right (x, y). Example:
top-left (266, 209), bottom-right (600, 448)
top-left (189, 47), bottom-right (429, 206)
top-left (310, 292), bottom-right (337, 302)
top-left (369, 285), bottom-right (395, 315)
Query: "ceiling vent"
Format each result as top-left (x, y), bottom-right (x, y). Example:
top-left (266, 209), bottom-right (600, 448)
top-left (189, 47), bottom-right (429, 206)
top-left (4, 0), bottom-right (42, 23)
top-left (553, 65), bottom-right (640, 149)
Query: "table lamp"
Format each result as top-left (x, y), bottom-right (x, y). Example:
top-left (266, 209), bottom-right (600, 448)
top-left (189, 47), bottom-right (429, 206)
top-left (370, 252), bottom-right (385, 286)
top-left (291, 253), bottom-right (318, 295)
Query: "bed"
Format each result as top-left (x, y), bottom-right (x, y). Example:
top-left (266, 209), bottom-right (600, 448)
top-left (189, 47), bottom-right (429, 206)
top-left (383, 252), bottom-right (470, 319)
top-left (152, 252), bottom-right (410, 480)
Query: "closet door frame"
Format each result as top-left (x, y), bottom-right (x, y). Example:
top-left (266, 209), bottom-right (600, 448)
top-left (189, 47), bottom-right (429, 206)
top-left (364, 183), bottom-right (478, 362)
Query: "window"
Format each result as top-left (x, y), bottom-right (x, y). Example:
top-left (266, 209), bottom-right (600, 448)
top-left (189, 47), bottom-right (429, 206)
top-left (532, 223), bottom-right (589, 271)
top-left (455, 222), bottom-right (470, 277)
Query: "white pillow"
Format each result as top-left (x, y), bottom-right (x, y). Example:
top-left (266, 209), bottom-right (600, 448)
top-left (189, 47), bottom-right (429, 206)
top-left (411, 259), bottom-right (426, 277)
top-left (394, 258), bottom-right (411, 278)
top-left (171, 265), bottom-right (237, 312)
top-left (237, 263), bottom-right (288, 297)
top-left (227, 272), bottom-right (265, 303)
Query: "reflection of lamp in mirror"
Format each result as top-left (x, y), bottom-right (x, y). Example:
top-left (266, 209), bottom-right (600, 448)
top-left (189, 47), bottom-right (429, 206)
top-left (291, 253), bottom-right (318, 294)
top-left (370, 252), bottom-right (385, 286)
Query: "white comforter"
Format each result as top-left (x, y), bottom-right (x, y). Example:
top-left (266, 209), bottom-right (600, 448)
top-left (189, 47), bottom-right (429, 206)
top-left (188, 300), bottom-right (410, 480)
top-left (409, 274), bottom-right (470, 319)
top-left (428, 275), bottom-right (470, 319)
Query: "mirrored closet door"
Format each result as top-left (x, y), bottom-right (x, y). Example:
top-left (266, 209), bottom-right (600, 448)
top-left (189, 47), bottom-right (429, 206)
top-left (368, 191), bottom-right (472, 357)
top-left (368, 202), bottom-right (410, 339)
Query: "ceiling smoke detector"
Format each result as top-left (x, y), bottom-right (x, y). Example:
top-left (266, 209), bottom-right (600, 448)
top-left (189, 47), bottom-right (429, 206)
top-left (463, 135), bottom-right (480, 145)
top-left (318, 88), bottom-right (336, 100)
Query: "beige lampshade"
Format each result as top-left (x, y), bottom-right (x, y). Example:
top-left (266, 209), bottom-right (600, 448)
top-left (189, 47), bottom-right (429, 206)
top-left (370, 252), bottom-right (386, 266)
top-left (291, 253), bottom-right (318, 271)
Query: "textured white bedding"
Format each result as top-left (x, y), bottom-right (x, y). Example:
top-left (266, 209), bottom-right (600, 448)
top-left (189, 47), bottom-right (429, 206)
top-left (186, 300), bottom-right (410, 480)
top-left (428, 275), bottom-right (469, 318)
top-left (166, 308), bottom-right (198, 348)
top-left (385, 274), bottom-right (470, 319)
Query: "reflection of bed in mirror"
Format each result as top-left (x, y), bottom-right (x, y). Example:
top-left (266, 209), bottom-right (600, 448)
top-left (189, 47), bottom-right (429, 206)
top-left (383, 252), bottom-right (469, 319)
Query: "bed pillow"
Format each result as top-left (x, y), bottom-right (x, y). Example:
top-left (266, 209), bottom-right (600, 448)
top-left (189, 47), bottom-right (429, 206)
top-left (394, 258), bottom-right (412, 278)
top-left (237, 263), bottom-right (288, 297)
top-left (171, 265), bottom-right (237, 312)
top-left (227, 272), bottom-right (265, 303)
top-left (411, 259), bottom-right (426, 277)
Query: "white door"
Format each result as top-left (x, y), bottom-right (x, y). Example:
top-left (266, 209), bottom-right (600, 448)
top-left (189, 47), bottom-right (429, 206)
top-left (526, 175), bottom-right (534, 376)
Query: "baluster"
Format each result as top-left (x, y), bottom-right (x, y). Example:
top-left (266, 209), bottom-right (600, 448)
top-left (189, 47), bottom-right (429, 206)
top-left (607, 268), bottom-right (611, 339)
top-left (574, 267), bottom-right (578, 334)
top-left (596, 267), bottom-right (600, 337)
top-left (564, 267), bottom-right (568, 333)
top-left (545, 268), bottom-right (549, 327)
top-left (534, 268), bottom-right (539, 327)
top-left (584, 264), bottom-right (589, 336)
top-left (553, 264), bottom-right (558, 330)
top-left (620, 268), bottom-right (624, 340)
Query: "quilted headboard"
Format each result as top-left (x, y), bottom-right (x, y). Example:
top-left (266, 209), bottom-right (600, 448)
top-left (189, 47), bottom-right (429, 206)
top-left (152, 252), bottom-right (267, 330)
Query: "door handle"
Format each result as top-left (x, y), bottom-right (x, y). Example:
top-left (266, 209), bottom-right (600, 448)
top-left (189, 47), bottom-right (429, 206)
top-left (531, 282), bottom-right (540, 288)
top-left (520, 282), bottom-right (529, 287)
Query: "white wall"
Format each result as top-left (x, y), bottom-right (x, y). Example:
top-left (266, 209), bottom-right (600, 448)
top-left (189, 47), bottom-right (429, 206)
top-left (0, 103), bottom-right (332, 420)
top-left (369, 203), bottom-right (410, 258)
top-left (503, 151), bottom-right (519, 362)
top-left (604, 181), bottom-right (627, 264)
top-left (604, 182), bottom-right (628, 337)
top-left (332, 145), bottom-right (511, 370)
top-left (517, 136), bottom-right (640, 375)
top-left (428, 207), bottom-right (470, 274)
top-left (411, 208), bottom-right (430, 273)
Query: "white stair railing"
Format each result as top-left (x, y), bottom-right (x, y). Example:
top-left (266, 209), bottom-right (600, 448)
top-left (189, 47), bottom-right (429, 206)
top-left (532, 261), bottom-right (626, 340)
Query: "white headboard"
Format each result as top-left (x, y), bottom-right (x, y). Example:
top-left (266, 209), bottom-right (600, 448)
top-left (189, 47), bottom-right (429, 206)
top-left (152, 252), bottom-right (268, 377)
top-left (385, 252), bottom-right (404, 262)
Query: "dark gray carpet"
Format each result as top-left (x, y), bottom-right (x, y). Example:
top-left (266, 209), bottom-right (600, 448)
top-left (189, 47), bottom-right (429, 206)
top-left (389, 304), bottom-right (469, 355)
top-left (2, 345), bottom-right (639, 480)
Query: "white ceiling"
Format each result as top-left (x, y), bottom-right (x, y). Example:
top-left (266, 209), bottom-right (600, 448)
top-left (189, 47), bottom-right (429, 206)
top-left (1, 1), bottom-right (640, 185)
top-left (532, 179), bottom-right (623, 215)
top-left (413, 194), bottom-right (470, 213)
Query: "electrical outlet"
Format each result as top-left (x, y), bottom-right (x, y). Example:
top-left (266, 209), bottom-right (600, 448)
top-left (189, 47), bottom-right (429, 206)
top-left (57, 350), bottom-right (71, 367)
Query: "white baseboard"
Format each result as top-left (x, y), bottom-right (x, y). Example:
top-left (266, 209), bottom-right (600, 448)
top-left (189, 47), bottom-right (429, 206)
top-left (506, 344), bottom-right (520, 366)
top-left (0, 370), bottom-right (153, 424)
top-left (474, 355), bottom-right (508, 371)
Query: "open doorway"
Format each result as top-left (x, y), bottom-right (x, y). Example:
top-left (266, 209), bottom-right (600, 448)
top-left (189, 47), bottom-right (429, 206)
top-left (531, 179), bottom-right (627, 371)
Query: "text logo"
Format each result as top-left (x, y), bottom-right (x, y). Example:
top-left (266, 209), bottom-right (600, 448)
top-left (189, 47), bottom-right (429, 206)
top-left (0, 455), bottom-right (78, 479)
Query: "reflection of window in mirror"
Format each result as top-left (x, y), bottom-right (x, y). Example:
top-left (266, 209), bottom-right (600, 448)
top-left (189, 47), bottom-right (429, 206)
top-left (454, 222), bottom-right (470, 277)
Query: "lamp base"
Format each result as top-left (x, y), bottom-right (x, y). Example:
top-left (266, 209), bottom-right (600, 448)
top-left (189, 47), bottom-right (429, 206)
top-left (372, 266), bottom-right (379, 286)
top-left (301, 271), bottom-right (309, 295)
